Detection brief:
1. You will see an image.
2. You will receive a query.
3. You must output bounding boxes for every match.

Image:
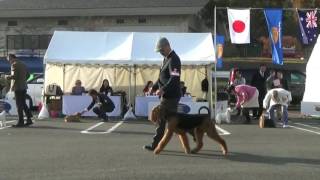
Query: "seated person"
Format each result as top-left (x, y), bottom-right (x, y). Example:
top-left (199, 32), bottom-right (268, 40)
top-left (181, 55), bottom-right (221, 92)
top-left (143, 81), bottom-right (154, 96)
top-left (99, 79), bottom-right (113, 95)
top-left (232, 69), bottom-right (246, 86)
top-left (263, 88), bottom-right (292, 128)
top-left (80, 89), bottom-right (115, 122)
top-left (227, 85), bottom-right (259, 124)
top-left (180, 81), bottom-right (187, 96)
top-left (71, 80), bottom-right (86, 95)
top-left (201, 77), bottom-right (208, 99)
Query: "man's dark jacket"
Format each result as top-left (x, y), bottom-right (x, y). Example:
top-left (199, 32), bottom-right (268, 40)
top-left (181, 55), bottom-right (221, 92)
top-left (153, 51), bottom-right (181, 99)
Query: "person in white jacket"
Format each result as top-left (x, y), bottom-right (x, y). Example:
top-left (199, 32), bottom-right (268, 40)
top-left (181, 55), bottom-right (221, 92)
top-left (263, 88), bottom-right (292, 128)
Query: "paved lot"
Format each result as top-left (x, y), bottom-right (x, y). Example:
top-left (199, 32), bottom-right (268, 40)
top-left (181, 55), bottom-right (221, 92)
top-left (0, 113), bottom-right (319, 180)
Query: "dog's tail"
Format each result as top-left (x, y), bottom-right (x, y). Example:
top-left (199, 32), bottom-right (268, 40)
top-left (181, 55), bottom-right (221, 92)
top-left (198, 106), bottom-right (210, 117)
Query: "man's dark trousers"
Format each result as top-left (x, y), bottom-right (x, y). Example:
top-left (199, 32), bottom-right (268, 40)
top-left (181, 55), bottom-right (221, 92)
top-left (152, 97), bottom-right (180, 148)
top-left (15, 90), bottom-right (32, 125)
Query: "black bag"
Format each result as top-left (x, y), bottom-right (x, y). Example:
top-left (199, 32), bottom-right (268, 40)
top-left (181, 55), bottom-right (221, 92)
top-left (102, 94), bottom-right (115, 112)
top-left (259, 111), bottom-right (276, 128)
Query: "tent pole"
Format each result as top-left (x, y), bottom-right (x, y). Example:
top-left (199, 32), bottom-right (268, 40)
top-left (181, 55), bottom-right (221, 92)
top-left (128, 66), bottom-right (131, 106)
top-left (63, 64), bottom-right (65, 91)
top-left (134, 65), bottom-right (136, 105)
top-left (208, 65), bottom-right (213, 119)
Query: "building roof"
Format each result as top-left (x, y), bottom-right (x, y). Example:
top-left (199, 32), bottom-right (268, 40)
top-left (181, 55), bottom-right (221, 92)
top-left (0, 0), bottom-right (209, 17)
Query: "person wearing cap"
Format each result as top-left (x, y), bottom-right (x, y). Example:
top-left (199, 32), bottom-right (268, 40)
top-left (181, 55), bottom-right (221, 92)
top-left (6, 54), bottom-right (33, 127)
top-left (144, 37), bottom-right (182, 151)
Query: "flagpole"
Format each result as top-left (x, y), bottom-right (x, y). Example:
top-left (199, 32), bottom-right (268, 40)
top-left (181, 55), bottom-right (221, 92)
top-left (213, 5), bottom-right (217, 120)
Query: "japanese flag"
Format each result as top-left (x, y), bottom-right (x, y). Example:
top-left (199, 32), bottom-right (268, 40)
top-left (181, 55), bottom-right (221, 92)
top-left (227, 9), bottom-right (250, 44)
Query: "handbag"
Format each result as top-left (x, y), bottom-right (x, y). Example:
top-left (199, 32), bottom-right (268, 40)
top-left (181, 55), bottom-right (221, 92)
top-left (259, 111), bottom-right (276, 128)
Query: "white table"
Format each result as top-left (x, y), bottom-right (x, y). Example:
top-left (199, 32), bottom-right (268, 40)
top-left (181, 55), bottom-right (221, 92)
top-left (147, 101), bottom-right (209, 120)
top-left (135, 96), bottom-right (192, 117)
top-left (63, 95), bottom-right (122, 117)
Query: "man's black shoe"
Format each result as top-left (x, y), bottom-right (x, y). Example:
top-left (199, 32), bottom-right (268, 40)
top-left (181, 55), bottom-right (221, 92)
top-left (143, 145), bottom-right (155, 151)
top-left (12, 124), bottom-right (25, 128)
top-left (25, 121), bottom-right (34, 126)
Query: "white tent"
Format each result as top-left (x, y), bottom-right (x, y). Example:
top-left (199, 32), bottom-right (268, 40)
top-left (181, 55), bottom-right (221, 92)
top-left (44, 31), bottom-right (215, 105)
top-left (301, 36), bottom-right (320, 116)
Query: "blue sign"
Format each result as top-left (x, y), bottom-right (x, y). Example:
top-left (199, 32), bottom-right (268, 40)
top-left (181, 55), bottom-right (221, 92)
top-left (177, 104), bottom-right (191, 113)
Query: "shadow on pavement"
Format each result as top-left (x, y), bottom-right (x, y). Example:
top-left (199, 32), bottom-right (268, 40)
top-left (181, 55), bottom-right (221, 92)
top-left (113, 130), bottom-right (155, 136)
top-left (226, 152), bottom-right (320, 166)
top-left (27, 125), bottom-right (83, 132)
top-left (157, 150), bottom-right (320, 166)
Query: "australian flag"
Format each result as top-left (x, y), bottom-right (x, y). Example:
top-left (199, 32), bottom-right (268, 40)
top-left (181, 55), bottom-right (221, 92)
top-left (297, 9), bottom-right (318, 45)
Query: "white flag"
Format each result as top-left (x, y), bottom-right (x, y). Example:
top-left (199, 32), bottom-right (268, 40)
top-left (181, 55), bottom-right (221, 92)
top-left (227, 9), bottom-right (250, 44)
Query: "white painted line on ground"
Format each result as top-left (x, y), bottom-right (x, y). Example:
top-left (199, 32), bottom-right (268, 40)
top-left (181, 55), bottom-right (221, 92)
top-left (81, 121), bottom-right (124, 135)
top-left (106, 121), bottom-right (124, 134)
top-left (288, 125), bottom-right (320, 135)
top-left (81, 122), bottom-right (104, 133)
top-left (215, 125), bottom-right (231, 135)
top-left (0, 120), bottom-right (16, 130)
top-left (293, 122), bottom-right (320, 130)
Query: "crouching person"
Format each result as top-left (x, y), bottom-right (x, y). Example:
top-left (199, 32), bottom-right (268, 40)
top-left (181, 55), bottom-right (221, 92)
top-left (80, 89), bottom-right (115, 122)
top-left (263, 88), bottom-right (292, 128)
top-left (227, 85), bottom-right (259, 124)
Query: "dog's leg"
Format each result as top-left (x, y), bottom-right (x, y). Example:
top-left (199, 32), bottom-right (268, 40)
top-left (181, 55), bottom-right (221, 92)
top-left (191, 128), bottom-right (204, 154)
top-left (206, 123), bottom-right (228, 156)
top-left (154, 129), bottom-right (173, 154)
top-left (178, 132), bottom-right (191, 154)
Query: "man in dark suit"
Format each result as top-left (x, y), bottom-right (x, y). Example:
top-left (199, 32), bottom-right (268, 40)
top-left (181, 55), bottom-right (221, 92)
top-left (251, 64), bottom-right (267, 118)
top-left (81, 89), bottom-right (115, 122)
top-left (144, 37), bottom-right (181, 151)
top-left (6, 54), bottom-right (33, 127)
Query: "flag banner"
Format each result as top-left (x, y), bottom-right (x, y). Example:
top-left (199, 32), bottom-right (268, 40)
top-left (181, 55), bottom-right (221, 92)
top-left (264, 9), bottom-right (283, 65)
top-left (216, 35), bottom-right (224, 69)
top-left (227, 9), bottom-right (250, 44)
top-left (297, 9), bottom-right (318, 45)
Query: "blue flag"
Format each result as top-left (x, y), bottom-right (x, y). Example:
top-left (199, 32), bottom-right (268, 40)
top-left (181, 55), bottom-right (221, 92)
top-left (297, 9), bottom-right (318, 45)
top-left (264, 9), bottom-right (283, 65)
top-left (216, 35), bottom-right (224, 69)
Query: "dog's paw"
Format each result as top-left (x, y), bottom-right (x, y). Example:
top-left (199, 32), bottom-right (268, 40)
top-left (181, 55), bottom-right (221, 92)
top-left (153, 149), bottom-right (161, 155)
top-left (190, 149), bottom-right (199, 154)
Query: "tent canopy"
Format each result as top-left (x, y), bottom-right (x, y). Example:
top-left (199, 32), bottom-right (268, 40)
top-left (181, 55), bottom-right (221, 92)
top-left (44, 31), bottom-right (215, 65)
top-left (302, 36), bottom-right (320, 103)
top-left (301, 36), bottom-right (320, 116)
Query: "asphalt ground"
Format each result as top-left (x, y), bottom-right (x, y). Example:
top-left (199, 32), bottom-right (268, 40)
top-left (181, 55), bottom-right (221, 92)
top-left (0, 112), bottom-right (319, 180)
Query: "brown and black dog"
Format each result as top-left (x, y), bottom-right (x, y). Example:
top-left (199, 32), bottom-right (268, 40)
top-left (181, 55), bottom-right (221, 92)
top-left (64, 113), bottom-right (81, 123)
top-left (151, 105), bottom-right (228, 156)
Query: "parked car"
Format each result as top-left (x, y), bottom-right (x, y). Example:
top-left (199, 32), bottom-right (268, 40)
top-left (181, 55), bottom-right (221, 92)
top-left (26, 73), bottom-right (44, 108)
top-left (213, 69), bottom-right (305, 105)
top-left (240, 69), bottom-right (305, 104)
